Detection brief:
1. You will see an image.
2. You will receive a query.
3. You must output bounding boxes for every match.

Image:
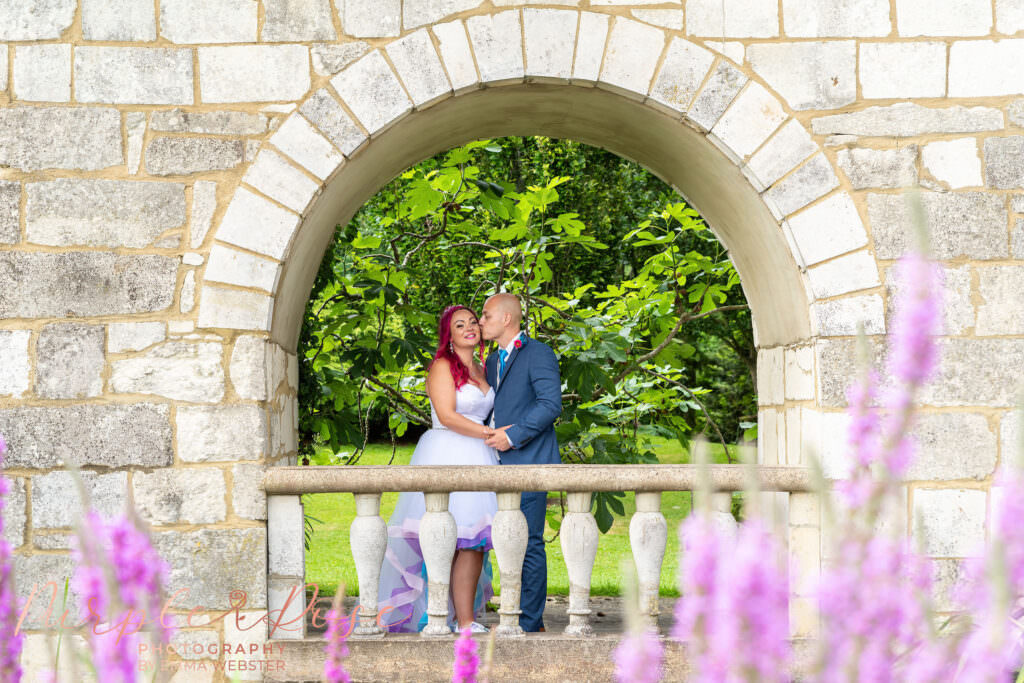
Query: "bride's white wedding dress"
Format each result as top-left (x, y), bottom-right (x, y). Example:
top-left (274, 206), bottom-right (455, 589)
top-left (376, 381), bottom-right (499, 633)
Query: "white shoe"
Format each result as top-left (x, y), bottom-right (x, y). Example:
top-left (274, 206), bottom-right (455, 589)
top-left (452, 621), bottom-right (489, 634)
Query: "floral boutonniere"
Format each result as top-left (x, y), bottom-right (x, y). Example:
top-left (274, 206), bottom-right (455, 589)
top-left (513, 338), bottom-right (523, 350)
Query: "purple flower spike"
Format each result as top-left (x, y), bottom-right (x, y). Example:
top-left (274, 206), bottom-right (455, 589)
top-left (452, 627), bottom-right (478, 683)
top-left (323, 606), bottom-right (352, 683)
top-left (613, 627), bottom-right (663, 683)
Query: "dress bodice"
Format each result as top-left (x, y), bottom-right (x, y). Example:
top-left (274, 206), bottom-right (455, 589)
top-left (430, 383), bottom-right (494, 428)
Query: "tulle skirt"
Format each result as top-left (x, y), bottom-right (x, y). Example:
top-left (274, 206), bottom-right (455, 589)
top-left (376, 427), bottom-right (499, 633)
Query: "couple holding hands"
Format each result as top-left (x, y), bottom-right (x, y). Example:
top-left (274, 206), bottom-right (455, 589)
top-left (376, 293), bottom-right (562, 634)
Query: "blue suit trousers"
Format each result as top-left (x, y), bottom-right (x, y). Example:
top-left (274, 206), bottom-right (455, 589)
top-left (519, 490), bottom-right (548, 632)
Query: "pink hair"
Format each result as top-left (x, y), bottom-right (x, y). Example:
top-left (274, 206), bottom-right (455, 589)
top-left (432, 305), bottom-right (485, 390)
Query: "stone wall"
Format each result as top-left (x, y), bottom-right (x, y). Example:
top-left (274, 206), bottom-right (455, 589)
top-left (0, 0), bottom-right (1022, 679)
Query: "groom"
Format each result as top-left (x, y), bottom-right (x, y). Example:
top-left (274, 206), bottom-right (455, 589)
top-left (479, 293), bottom-right (562, 633)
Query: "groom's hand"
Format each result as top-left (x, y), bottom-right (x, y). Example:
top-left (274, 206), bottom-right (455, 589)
top-left (485, 425), bottom-right (513, 451)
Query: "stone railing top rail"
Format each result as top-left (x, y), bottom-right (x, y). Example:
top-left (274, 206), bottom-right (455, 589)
top-left (261, 464), bottom-right (814, 495)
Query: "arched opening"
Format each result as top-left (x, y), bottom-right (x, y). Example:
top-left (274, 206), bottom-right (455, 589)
top-left (269, 83), bottom-right (811, 354)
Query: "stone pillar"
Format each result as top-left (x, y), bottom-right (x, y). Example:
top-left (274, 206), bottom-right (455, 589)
top-left (350, 493), bottom-right (386, 638)
top-left (420, 492), bottom-right (456, 637)
top-left (267, 495), bottom-right (306, 640)
top-left (491, 491), bottom-right (528, 637)
top-left (561, 491), bottom-right (598, 637)
top-left (629, 491), bottom-right (667, 627)
top-left (788, 491), bottom-right (821, 638)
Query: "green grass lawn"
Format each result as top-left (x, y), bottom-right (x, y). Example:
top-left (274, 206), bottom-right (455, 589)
top-left (303, 439), bottom-right (737, 600)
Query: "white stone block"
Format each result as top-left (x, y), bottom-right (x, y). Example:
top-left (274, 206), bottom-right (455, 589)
top-left (687, 0), bottom-right (778, 37)
top-left (836, 146), bottom-right (918, 190)
top-left (432, 20), bottom-right (478, 93)
top-left (332, 51), bottom-right (413, 135)
top-left (199, 45), bottom-right (310, 103)
top-left (191, 181), bottom-right (217, 248)
top-left (748, 41), bottom-right (856, 111)
top-left (905, 414), bottom-right (997, 481)
top-left (230, 335), bottom-right (269, 400)
top-left (950, 40), bottom-right (1024, 97)
top-left (205, 244), bottom-right (280, 292)
top-left (125, 111), bottom-right (145, 174)
top-left (405, 0), bottom-right (480, 30)
top-left (711, 82), bottom-right (786, 159)
top-left (466, 11), bottom-right (524, 84)
top-left (806, 250), bottom-right (881, 300)
top-left (386, 29), bottom-right (451, 107)
top-left (299, 89), bottom-right (366, 157)
top-left (160, 0), bottom-right (258, 43)
top-left (108, 322), bottom-right (166, 353)
top-left (977, 266), bottom-right (1024, 335)
top-left (312, 41), bottom-right (369, 76)
top-left (83, 0), bottom-right (156, 40)
top-left (233, 462), bottom-right (267, 520)
top-left (744, 120), bottom-right (817, 190)
top-left (177, 406), bottom-right (267, 462)
top-left (243, 149), bottom-right (319, 214)
top-left (598, 17), bottom-right (665, 98)
top-left (896, 0), bottom-right (992, 36)
top-left (216, 188), bottom-right (299, 261)
top-left (268, 496), bottom-right (305, 575)
top-left (134, 468), bottom-right (226, 524)
top-left (763, 154), bottom-right (839, 217)
top-left (787, 192), bottom-right (867, 266)
top-left (997, 0), bottom-right (1024, 34)
top-left (343, 0), bottom-right (400, 37)
top-left (913, 489), bottom-right (986, 557)
top-left (784, 346), bottom-right (815, 401)
top-left (262, 0), bottom-right (336, 41)
top-left (784, 406), bottom-right (802, 464)
top-left (224, 610), bottom-right (269, 679)
top-left (921, 138), bottom-right (983, 189)
top-left (860, 42), bottom-right (946, 99)
top-left (0, 0), bottom-right (75, 40)
top-left (812, 103), bottom-right (1004, 137)
top-left (811, 294), bottom-right (885, 336)
top-left (197, 285), bottom-right (274, 331)
top-left (110, 342), bottom-right (225, 403)
top-left (270, 114), bottom-right (343, 181)
top-left (167, 319), bottom-right (194, 335)
top-left (13, 44), bottom-right (70, 102)
top-left (887, 263), bottom-right (973, 336)
top-left (180, 270), bottom-right (196, 313)
top-left (574, 13), bottom-right (610, 84)
top-left (648, 38), bottom-right (715, 114)
top-left (806, 411), bottom-right (853, 479)
top-left (782, 0), bottom-right (890, 37)
top-left (758, 408), bottom-right (779, 464)
top-left (0, 330), bottom-right (30, 398)
top-left (524, 9), bottom-right (577, 82)
top-left (757, 346), bottom-right (784, 406)
top-left (75, 47), bottom-right (193, 105)
top-left (632, 9), bottom-right (682, 29)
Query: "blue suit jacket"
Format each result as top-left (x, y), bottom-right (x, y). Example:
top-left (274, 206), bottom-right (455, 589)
top-left (485, 335), bottom-right (562, 465)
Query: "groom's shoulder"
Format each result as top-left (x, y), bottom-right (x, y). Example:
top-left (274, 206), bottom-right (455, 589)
top-left (526, 337), bottom-right (558, 358)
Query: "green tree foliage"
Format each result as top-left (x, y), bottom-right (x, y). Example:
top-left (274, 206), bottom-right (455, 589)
top-left (298, 137), bottom-right (756, 531)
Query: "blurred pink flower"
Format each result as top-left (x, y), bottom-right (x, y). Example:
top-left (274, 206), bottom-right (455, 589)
top-left (0, 434), bottom-right (24, 683)
top-left (323, 605), bottom-right (352, 683)
top-left (452, 627), bottom-right (478, 683)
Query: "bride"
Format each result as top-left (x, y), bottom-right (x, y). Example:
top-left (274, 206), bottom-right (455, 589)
top-left (377, 304), bottom-right (502, 633)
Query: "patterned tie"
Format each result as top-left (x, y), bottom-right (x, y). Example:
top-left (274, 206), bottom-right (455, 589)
top-left (498, 348), bottom-right (509, 380)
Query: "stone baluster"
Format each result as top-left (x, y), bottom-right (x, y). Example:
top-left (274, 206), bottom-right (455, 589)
top-left (788, 491), bottom-right (821, 638)
top-left (491, 492), bottom-right (528, 636)
top-left (267, 495), bottom-right (306, 640)
top-left (349, 493), bottom-right (386, 637)
top-left (561, 492), bottom-right (598, 636)
top-left (629, 491), bottom-right (667, 627)
top-left (420, 492), bottom-right (457, 637)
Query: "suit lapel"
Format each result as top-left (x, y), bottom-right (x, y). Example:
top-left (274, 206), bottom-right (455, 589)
top-left (494, 335), bottom-right (525, 396)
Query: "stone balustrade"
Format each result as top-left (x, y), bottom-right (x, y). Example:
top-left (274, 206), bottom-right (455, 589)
top-left (261, 464), bottom-right (819, 641)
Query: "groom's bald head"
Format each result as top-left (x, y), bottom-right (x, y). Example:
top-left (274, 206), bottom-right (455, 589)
top-left (488, 293), bottom-right (522, 325)
top-left (480, 293), bottom-right (522, 343)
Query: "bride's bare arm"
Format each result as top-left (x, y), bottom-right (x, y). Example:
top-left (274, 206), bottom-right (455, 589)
top-left (426, 359), bottom-right (492, 439)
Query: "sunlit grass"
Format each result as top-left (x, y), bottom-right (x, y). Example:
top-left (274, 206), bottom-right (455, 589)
top-left (303, 438), bottom-right (737, 599)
